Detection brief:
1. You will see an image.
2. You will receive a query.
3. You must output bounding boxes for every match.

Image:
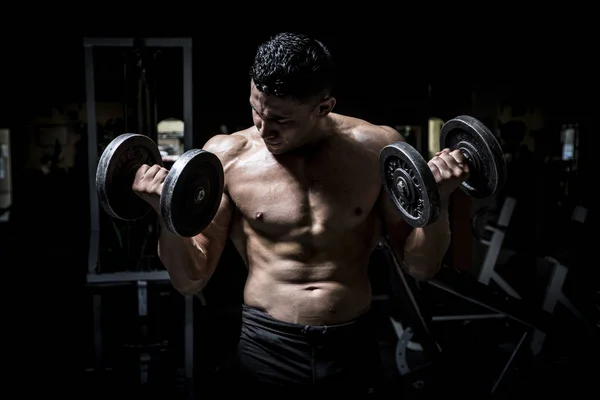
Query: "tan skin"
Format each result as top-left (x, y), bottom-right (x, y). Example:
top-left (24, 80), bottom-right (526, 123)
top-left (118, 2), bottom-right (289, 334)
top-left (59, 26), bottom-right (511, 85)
top-left (133, 81), bottom-right (469, 325)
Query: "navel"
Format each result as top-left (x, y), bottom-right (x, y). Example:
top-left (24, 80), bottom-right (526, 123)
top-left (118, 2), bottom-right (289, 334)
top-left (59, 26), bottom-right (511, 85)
top-left (354, 207), bottom-right (363, 216)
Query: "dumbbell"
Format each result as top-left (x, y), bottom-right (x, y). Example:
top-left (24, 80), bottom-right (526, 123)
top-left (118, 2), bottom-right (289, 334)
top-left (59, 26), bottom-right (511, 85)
top-left (95, 133), bottom-right (224, 237)
top-left (379, 115), bottom-right (506, 228)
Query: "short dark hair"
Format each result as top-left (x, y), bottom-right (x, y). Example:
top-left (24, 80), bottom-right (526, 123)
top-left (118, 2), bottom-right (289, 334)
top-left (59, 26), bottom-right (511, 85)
top-left (249, 32), bottom-right (335, 101)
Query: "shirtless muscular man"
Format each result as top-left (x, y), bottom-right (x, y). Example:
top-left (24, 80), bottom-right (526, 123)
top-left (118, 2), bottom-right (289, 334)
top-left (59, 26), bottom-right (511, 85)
top-left (132, 32), bottom-right (468, 395)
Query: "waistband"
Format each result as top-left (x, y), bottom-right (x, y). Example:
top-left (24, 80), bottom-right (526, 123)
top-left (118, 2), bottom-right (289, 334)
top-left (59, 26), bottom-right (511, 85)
top-left (241, 304), bottom-right (373, 338)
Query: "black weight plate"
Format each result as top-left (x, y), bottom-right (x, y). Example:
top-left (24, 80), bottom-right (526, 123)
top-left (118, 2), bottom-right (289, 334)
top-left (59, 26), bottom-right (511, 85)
top-left (440, 116), bottom-right (506, 199)
top-left (96, 133), bottom-right (163, 221)
top-left (161, 149), bottom-right (224, 237)
top-left (380, 141), bottom-right (440, 228)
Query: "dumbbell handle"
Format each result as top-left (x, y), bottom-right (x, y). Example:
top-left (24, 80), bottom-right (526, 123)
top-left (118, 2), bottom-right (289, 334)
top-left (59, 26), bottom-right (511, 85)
top-left (130, 154), bottom-right (207, 212)
top-left (451, 141), bottom-right (481, 173)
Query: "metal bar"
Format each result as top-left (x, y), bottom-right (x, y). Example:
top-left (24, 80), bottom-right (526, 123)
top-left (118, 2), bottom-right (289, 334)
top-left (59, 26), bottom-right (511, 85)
top-left (428, 280), bottom-right (536, 330)
top-left (92, 294), bottom-right (102, 380)
top-left (478, 197), bottom-right (520, 300)
top-left (490, 270), bottom-right (522, 299)
top-left (85, 44), bottom-right (100, 275)
top-left (86, 270), bottom-right (170, 283)
top-left (431, 313), bottom-right (508, 322)
top-left (137, 280), bottom-right (150, 386)
top-left (382, 239), bottom-right (442, 352)
top-left (497, 196), bottom-right (516, 227)
top-left (184, 295), bottom-right (194, 399)
top-left (491, 330), bottom-right (528, 394)
top-left (83, 38), bottom-right (135, 47)
top-left (0, 129), bottom-right (12, 222)
top-left (137, 280), bottom-right (148, 316)
top-left (145, 38), bottom-right (192, 48)
top-left (83, 38), bottom-right (192, 48)
top-left (182, 41), bottom-right (193, 150)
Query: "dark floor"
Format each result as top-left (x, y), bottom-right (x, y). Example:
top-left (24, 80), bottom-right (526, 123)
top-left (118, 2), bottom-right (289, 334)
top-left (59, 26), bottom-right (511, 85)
top-left (80, 296), bottom-right (599, 399)
top-left (77, 243), bottom-right (599, 399)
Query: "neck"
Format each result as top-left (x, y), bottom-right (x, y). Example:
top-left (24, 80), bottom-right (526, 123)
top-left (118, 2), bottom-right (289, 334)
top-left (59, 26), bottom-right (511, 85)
top-left (301, 114), bottom-right (336, 148)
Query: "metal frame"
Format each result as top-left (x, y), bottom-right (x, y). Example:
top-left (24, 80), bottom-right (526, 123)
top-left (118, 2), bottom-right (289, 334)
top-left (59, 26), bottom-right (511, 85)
top-left (475, 198), bottom-right (590, 354)
top-left (379, 198), bottom-right (539, 394)
top-left (529, 204), bottom-right (590, 354)
top-left (477, 197), bottom-right (521, 298)
top-left (382, 196), bottom-right (592, 393)
top-left (385, 250), bottom-right (536, 395)
top-left (83, 37), bottom-right (196, 398)
top-left (530, 257), bottom-right (589, 355)
top-left (85, 37), bottom-right (194, 278)
top-left (0, 128), bottom-right (11, 222)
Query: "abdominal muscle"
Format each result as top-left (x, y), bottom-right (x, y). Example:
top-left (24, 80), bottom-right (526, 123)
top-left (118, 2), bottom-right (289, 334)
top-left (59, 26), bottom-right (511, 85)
top-left (239, 231), bottom-right (377, 326)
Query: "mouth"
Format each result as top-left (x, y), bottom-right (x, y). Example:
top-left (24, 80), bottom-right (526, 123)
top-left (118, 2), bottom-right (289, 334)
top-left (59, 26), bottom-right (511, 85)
top-left (264, 139), bottom-right (284, 146)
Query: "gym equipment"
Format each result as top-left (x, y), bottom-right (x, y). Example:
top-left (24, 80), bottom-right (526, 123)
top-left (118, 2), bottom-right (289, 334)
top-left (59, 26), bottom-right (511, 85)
top-left (385, 246), bottom-right (557, 395)
top-left (85, 36), bottom-right (194, 273)
top-left (85, 38), bottom-right (198, 400)
top-left (380, 115), bottom-right (507, 228)
top-left (474, 197), bottom-right (594, 353)
top-left (477, 197), bottom-right (521, 299)
top-left (0, 129), bottom-right (11, 222)
top-left (96, 133), bottom-right (224, 238)
top-left (378, 237), bottom-right (541, 395)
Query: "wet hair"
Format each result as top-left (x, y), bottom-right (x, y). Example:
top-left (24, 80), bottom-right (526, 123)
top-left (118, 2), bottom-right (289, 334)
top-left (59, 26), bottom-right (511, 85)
top-left (249, 32), bottom-right (335, 101)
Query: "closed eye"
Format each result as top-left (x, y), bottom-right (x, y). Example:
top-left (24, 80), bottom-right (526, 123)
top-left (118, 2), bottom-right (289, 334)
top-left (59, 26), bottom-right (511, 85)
top-left (250, 102), bottom-right (291, 124)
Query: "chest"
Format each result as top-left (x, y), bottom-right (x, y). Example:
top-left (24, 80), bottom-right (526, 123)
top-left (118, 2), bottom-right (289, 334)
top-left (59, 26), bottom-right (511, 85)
top-left (227, 144), bottom-right (381, 234)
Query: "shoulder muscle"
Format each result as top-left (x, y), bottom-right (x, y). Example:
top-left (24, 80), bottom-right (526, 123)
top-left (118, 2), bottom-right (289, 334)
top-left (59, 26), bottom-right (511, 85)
top-left (353, 123), bottom-right (405, 155)
top-left (202, 133), bottom-right (248, 167)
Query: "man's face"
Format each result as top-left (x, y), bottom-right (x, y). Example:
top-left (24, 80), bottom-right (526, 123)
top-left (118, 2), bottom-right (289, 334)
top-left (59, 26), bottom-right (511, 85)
top-left (249, 81), bottom-right (324, 154)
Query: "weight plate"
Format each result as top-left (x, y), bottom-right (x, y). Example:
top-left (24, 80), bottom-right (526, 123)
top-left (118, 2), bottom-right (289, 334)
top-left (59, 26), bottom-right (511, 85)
top-left (96, 133), bottom-right (163, 221)
top-left (161, 149), bottom-right (224, 237)
top-left (440, 116), bottom-right (506, 199)
top-left (380, 141), bottom-right (440, 228)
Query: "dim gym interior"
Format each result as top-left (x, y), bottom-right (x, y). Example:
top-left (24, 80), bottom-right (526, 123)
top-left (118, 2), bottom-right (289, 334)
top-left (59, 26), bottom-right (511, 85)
top-left (0, 30), bottom-right (596, 399)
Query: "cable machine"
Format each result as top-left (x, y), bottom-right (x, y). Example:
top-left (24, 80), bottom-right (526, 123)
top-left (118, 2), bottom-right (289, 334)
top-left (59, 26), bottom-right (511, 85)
top-left (83, 37), bottom-right (196, 399)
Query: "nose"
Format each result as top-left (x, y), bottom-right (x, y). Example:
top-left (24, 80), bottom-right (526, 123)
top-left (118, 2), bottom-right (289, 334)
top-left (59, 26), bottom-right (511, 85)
top-left (256, 120), bottom-right (278, 139)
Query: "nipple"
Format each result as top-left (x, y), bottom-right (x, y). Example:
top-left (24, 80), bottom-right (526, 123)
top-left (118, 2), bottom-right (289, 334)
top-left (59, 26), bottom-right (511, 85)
top-left (255, 212), bottom-right (264, 220)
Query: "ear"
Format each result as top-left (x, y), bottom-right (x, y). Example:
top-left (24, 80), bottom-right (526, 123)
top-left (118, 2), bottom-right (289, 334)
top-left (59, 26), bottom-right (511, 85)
top-left (316, 96), bottom-right (336, 117)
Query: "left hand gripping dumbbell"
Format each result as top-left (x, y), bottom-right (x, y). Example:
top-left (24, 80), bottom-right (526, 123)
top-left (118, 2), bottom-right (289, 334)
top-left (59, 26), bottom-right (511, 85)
top-left (96, 133), bottom-right (224, 237)
top-left (379, 115), bottom-right (507, 228)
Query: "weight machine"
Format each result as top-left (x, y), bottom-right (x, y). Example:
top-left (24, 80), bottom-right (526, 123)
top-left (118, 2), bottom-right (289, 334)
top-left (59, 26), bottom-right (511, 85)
top-left (381, 198), bottom-right (539, 394)
top-left (84, 37), bottom-right (197, 398)
top-left (476, 197), bottom-right (591, 354)
top-left (384, 194), bottom-right (593, 394)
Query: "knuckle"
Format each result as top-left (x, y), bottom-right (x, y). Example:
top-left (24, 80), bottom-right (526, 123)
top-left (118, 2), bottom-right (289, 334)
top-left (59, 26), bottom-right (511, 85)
top-left (429, 166), bottom-right (441, 180)
top-left (439, 153), bottom-right (453, 163)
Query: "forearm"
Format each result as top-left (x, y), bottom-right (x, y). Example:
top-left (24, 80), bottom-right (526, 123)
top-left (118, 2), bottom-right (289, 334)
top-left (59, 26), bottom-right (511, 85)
top-left (403, 206), bottom-right (451, 281)
top-left (157, 220), bottom-right (212, 295)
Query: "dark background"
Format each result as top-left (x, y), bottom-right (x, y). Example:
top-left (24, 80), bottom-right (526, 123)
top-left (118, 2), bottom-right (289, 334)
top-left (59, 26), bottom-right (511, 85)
top-left (0, 22), bottom-right (597, 398)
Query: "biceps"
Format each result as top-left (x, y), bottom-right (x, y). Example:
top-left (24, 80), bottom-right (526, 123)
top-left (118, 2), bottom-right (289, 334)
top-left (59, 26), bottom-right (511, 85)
top-left (193, 193), bottom-right (233, 253)
top-left (379, 191), bottom-right (412, 248)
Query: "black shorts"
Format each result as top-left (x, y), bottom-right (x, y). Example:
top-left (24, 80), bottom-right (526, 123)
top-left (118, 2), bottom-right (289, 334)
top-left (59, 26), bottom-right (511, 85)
top-left (232, 304), bottom-right (384, 396)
